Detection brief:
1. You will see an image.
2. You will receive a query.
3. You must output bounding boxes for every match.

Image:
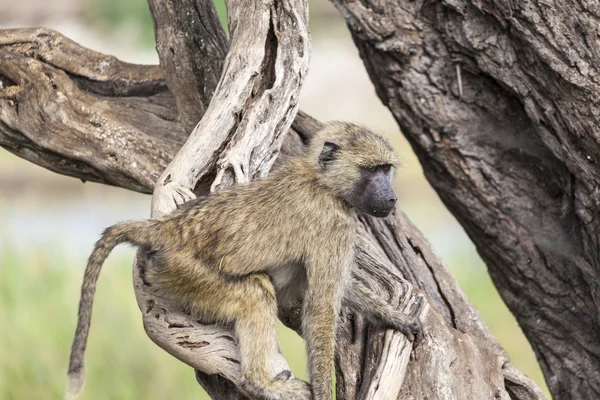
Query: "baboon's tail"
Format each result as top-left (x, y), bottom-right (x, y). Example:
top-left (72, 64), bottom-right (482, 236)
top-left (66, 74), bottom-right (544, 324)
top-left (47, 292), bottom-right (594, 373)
top-left (65, 220), bottom-right (159, 399)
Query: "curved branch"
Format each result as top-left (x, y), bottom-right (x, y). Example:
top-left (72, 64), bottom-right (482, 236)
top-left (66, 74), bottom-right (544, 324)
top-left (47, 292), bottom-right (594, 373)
top-left (0, 29), bottom-right (180, 192)
top-left (150, 0), bottom-right (311, 217)
top-left (0, 27), bottom-right (165, 95)
top-left (0, 27), bottom-right (309, 194)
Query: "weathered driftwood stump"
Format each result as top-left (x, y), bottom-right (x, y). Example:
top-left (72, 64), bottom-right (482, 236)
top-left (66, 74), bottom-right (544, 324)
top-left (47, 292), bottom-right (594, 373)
top-left (0, 0), bottom-right (549, 398)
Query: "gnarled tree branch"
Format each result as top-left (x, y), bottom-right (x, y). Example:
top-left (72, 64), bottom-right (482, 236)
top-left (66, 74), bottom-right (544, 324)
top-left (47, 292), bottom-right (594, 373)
top-left (150, 0), bottom-right (311, 217)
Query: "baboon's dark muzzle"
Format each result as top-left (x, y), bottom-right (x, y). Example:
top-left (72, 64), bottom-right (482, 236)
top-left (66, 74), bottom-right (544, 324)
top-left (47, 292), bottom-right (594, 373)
top-left (358, 172), bottom-right (397, 218)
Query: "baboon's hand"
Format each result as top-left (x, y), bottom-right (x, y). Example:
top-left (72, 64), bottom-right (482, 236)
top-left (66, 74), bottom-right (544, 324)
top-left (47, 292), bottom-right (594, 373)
top-left (396, 315), bottom-right (423, 346)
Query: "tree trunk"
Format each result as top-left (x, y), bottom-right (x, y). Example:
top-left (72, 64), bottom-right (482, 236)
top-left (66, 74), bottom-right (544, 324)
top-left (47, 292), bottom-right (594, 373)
top-left (331, 1), bottom-right (600, 399)
top-left (0, 0), bottom-right (549, 398)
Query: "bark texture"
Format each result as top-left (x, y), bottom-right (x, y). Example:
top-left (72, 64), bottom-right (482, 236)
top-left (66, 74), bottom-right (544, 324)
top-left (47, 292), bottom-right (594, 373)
top-left (0, 28), bottom-right (178, 192)
top-left (331, 0), bottom-right (600, 399)
top-left (147, 0), bottom-right (228, 132)
top-left (0, 0), bottom-right (550, 398)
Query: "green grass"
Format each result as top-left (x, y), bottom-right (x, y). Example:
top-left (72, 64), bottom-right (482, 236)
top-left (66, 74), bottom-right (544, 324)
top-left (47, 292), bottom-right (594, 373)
top-left (0, 247), bottom-right (306, 399)
top-left (0, 245), bottom-right (547, 399)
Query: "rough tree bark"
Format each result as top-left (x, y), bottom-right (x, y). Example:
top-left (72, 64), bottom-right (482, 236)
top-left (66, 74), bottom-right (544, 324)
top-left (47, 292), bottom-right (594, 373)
top-left (331, 1), bottom-right (600, 399)
top-left (0, 0), bottom-right (549, 399)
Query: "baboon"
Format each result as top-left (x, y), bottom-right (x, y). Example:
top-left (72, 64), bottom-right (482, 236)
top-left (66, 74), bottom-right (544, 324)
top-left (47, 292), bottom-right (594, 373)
top-left (66, 122), bottom-right (421, 400)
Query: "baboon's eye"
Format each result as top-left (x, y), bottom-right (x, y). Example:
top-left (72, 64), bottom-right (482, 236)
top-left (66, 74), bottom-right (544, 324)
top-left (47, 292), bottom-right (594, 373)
top-left (365, 165), bottom-right (392, 174)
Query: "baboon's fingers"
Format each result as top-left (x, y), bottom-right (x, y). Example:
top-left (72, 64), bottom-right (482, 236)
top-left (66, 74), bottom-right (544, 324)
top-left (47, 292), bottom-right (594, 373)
top-left (405, 317), bottom-right (423, 348)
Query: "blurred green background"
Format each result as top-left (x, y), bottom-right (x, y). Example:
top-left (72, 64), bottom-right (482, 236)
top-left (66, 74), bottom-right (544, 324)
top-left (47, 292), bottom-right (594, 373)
top-left (0, 0), bottom-right (548, 399)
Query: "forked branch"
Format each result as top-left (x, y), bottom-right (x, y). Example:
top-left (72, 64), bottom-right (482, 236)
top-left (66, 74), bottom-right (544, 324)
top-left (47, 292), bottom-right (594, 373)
top-left (150, 0), bottom-right (311, 217)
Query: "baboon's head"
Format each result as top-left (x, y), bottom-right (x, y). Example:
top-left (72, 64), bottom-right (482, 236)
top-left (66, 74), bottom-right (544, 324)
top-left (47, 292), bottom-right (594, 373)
top-left (308, 122), bottom-right (401, 218)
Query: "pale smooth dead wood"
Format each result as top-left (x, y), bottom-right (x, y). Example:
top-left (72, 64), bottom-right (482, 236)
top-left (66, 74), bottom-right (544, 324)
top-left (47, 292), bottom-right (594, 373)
top-left (360, 293), bottom-right (428, 400)
top-left (150, 0), bottom-right (311, 217)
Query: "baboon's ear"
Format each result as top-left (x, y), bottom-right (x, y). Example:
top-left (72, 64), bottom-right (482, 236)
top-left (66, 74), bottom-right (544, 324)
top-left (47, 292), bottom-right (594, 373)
top-left (318, 142), bottom-right (340, 169)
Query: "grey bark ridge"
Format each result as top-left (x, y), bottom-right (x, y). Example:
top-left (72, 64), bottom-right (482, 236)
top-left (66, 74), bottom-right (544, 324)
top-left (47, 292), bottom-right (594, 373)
top-left (0, 3), bottom-right (545, 400)
top-left (331, 0), bottom-right (597, 399)
top-left (148, 0), bottom-right (228, 133)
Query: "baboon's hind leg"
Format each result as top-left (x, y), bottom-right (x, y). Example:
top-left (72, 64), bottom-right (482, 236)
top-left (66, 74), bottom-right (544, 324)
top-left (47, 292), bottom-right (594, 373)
top-left (216, 274), bottom-right (312, 400)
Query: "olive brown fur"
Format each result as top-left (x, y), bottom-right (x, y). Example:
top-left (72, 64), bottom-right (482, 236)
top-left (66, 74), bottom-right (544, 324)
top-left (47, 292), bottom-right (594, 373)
top-left (66, 122), bottom-right (421, 400)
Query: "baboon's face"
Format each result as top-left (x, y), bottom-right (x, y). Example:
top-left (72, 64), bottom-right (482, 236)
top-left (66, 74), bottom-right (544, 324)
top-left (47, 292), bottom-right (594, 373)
top-left (316, 134), bottom-right (399, 218)
top-left (349, 164), bottom-right (397, 218)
